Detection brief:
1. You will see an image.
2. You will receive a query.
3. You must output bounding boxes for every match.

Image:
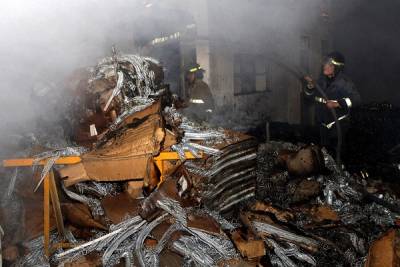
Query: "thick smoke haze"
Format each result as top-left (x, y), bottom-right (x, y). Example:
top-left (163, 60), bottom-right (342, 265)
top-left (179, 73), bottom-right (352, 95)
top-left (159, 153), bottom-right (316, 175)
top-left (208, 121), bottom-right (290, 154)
top-left (0, 0), bottom-right (318, 140)
top-left (0, 1), bottom-right (141, 135)
top-left (0, 0), bottom-right (398, 152)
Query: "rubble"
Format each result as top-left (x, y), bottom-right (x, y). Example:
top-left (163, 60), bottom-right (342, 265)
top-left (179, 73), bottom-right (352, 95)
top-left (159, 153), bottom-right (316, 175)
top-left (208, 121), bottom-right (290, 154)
top-left (2, 53), bottom-right (400, 267)
top-left (365, 229), bottom-right (400, 267)
top-left (230, 230), bottom-right (266, 259)
top-left (61, 203), bottom-right (107, 231)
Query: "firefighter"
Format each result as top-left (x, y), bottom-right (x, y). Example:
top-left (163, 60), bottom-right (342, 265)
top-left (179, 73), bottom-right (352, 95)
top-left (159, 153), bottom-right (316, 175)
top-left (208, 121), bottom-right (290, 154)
top-left (183, 63), bottom-right (215, 121)
top-left (304, 51), bottom-right (361, 157)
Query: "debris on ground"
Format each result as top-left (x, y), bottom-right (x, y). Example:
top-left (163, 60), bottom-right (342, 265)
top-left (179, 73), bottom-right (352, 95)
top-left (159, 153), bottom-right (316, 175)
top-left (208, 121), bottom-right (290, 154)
top-left (1, 52), bottom-right (400, 267)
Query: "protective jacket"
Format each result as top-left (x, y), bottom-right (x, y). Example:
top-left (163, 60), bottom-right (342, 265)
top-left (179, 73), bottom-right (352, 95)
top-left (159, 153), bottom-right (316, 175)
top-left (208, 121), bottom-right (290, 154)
top-left (305, 72), bottom-right (361, 129)
top-left (184, 79), bottom-right (215, 121)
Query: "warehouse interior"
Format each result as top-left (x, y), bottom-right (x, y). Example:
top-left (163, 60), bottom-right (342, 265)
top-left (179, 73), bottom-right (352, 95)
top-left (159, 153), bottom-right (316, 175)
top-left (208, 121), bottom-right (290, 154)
top-left (0, 0), bottom-right (400, 266)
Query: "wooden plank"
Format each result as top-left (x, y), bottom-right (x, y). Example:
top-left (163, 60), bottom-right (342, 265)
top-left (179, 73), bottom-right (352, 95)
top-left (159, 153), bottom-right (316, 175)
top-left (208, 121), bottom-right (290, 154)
top-left (43, 173), bottom-right (50, 257)
top-left (154, 151), bottom-right (200, 161)
top-left (49, 171), bottom-right (65, 239)
top-left (3, 156), bottom-right (82, 167)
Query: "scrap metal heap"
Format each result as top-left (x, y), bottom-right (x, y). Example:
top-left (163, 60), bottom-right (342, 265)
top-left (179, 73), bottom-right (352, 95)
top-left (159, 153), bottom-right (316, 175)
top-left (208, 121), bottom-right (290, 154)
top-left (2, 53), bottom-right (400, 267)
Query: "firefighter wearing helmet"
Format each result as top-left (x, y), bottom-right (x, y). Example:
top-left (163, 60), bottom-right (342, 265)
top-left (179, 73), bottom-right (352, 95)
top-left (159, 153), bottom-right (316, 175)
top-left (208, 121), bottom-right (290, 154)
top-left (183, 63), bottom-right (215, 121)
top-left (304, 51), bottom-right (361, 157)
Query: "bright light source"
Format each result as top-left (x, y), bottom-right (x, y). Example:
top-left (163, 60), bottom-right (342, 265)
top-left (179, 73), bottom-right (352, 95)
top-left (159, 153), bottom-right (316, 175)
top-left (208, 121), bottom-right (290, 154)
top-left (145, 3), bottom-right (153, 8)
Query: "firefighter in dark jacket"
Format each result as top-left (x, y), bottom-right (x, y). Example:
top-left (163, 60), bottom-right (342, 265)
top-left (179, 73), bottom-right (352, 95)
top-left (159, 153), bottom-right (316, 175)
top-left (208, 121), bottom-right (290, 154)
top-left (304, 52), bottom-right (361, 156)
top-left (183, 63), bottom-right (215, 121)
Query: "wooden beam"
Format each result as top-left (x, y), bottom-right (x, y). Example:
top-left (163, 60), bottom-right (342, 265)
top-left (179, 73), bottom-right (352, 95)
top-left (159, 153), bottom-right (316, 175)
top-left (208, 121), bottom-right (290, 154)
top-left (153, 151), bottom-right (203, 186)
top-left (153, 151), bottom-right (201, 161)
top-left (43, 173), bottom-right (50, 257)
top-left (49, 171), bottom-right (65, 240)
top-left (3, 156), bottom-right (82, 167)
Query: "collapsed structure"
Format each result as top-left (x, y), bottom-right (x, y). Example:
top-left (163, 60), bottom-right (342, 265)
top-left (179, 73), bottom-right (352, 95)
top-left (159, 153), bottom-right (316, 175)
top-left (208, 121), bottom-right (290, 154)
top-left (1, 53), bottom-right (400, 267)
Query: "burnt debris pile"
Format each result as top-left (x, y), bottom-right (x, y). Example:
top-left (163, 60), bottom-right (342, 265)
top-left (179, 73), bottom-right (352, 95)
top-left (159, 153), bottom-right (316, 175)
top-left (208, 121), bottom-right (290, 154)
top-left (346, 103), bottom-right (400, 180)
top-left (1, 54), bottom-right (400, 267)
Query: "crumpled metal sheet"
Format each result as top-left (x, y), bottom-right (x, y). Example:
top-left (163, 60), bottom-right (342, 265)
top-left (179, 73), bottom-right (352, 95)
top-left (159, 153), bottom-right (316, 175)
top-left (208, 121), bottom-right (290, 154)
top-left (75, 181), bottom-right (120, 198)
top-left (172, 236), bottom-right (218, 267)
top-left (184, 137), bottom-right (258, 214)
top-left (104, 71), bottom-right (124, 112)
top-left (149, 223), bottom-right (184, 263)
top-left (253, 221), bottom-right (319, 250)
top-left (54, 216), bottom-right (145, 264)
top-left (89, 54), bottom-right (160, 131)
top-left (270, 254), bottom-right (286, 267)
top-left (316, 148), bottom-right (400, 232)
top-left (138, 192), bottom-right (239, 266)
top-left (160, 104), bottom-right (259, 215)
top-left (173, 236), bottom-right (215, 267)
top-left (184, 142), bottom-right (222, 156)
top-left (15, 234), bottom-right (60, 267)
top-left (348, 232), bottom-right (367, 255)
top-left (110, 97), bottom-right (155, 130)
top-left (199, 208), bottom-right (239, 231)
top-left (90, 54), bottom-right (158, 98)
top-left (266, 239), bottom-right (316, 267)
top-left (171, 144), bottom-right (188, 161)
top-left (195, 229), bottom-right (238, 258)
top-left (135, 213), bottom-right (169, 267)
top-left (156, 197), bottom-right (187, 225)
top-left (172, 230), bottom-right (239, 267)
top-left (183, 131), bottom-right (225, 141)
top-left (101, 217), bottom-right (147, 266)
top-left (62, 183), bottom-right (105, 217)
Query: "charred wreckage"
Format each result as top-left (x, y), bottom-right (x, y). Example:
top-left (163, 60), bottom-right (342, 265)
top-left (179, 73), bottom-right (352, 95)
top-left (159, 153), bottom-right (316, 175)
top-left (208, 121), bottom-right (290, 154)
top-left (1, 52), bottom-right (400, 267)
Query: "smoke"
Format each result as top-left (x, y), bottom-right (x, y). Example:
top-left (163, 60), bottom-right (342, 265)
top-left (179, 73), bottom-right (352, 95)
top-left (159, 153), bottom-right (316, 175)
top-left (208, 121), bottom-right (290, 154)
top-left (332, 0), bottom-right (400, 106)
top-left (2, 0), bottom-right (398, 251)
top-left (0, 1), bottom-right (142, 141)
top-left (0, 0), bottom-right (366, 151)
top-left (0, 0), bottom-right (150, 246)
